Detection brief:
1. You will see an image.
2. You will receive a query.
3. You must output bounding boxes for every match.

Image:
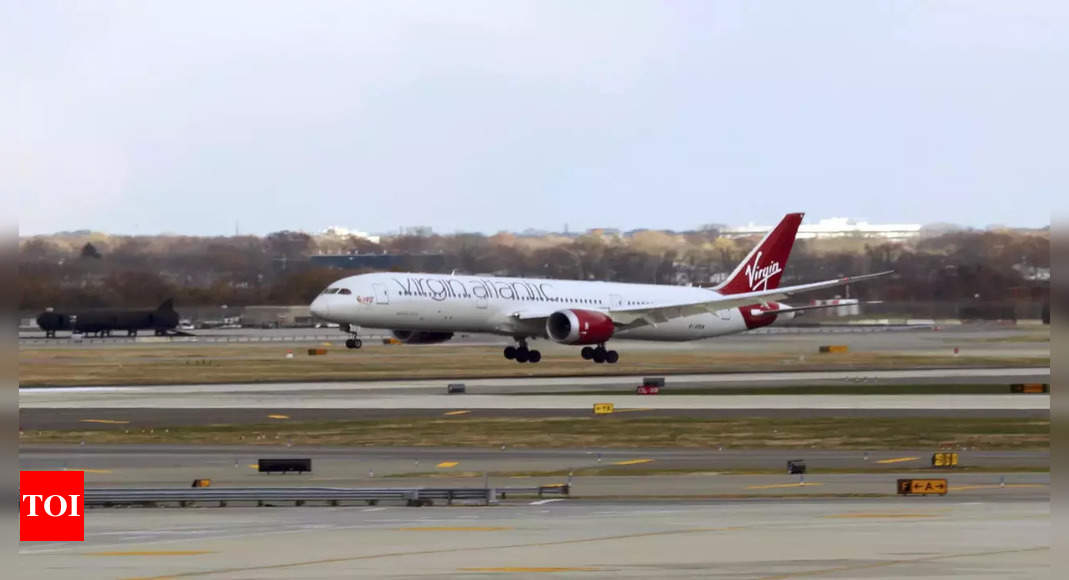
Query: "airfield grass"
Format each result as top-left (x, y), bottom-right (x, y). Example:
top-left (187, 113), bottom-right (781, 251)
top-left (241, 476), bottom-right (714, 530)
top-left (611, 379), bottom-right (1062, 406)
top-left (22, 416), bottom-right (1049, 450)
top-left (17, 343), bottom-right (1051, 387)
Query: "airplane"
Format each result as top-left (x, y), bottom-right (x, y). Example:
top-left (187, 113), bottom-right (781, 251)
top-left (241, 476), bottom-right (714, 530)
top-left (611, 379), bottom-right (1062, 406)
top-left (35, 298), bottom-right (181, 338)
top-left (309, 213), bottom-right (892, 363)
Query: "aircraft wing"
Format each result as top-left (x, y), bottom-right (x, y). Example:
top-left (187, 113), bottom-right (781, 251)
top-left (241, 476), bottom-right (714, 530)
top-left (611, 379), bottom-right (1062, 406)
top-left (609, 271), bottom-right (894, 328)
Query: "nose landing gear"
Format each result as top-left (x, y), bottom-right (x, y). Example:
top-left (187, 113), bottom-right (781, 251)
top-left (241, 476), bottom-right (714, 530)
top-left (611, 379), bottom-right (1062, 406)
top-left (503, 339), bottom-right (541, 363)
top-left (581, 344), bottom-right (618, 364)
top-left (345, 338), bottom-right (363, 349)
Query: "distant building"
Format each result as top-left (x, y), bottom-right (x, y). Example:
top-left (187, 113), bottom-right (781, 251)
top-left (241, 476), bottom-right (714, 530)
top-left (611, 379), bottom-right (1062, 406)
top-left (320, 226), bottom-right (381, 244)
top-left (721, 217), bottom-right (922, 241)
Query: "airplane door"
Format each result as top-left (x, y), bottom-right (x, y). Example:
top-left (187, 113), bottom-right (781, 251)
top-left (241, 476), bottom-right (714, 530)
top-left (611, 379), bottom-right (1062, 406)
top-left (372, 283), bottom-right (389, 305)
top-left (609, 294), bottom-right (624, 309)
top-left (475, 294), bottom-right (488, 309)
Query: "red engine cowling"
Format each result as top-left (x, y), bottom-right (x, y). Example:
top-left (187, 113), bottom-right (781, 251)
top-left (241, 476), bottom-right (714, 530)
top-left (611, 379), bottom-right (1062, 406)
top-left (546, 309), bottom-right (615, 345)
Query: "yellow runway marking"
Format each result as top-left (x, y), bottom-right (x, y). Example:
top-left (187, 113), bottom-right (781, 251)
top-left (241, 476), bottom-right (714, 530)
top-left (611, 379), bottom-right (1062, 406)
top-left (443, 410), bottom-right (471, 416)
top-left (266, 414), bottom-right (290, 419)
top-left (875, 456), bottom-right (919, 464)
top-left (613, 459), bottom-right (654, 465)
top-left (114, 526), bottom-right (742, 579)
top-left (437, 461), bottom-right (459, 468)
top-left (64, 468), bottom-right (112, 474)
top-left (950, 484), bottom-right (1048, 491)
top-left (84, 555), bottom-right (212, 559)
top-left (400, 527), bottom-right (512, 532)
top-left (824, 513), bottom-right (939, 519)
top-left (745, 482), bottom-right (823, 490)
top-left (458, 567), bottom-right (601, 573)
top-left (80, 419), bottom-right (129, 425)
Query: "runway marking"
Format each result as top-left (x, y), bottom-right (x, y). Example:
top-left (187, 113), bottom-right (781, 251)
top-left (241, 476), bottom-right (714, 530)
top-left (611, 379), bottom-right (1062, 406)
top-left (754, 546), bottom-right (1048, 580)
top-left (443, 410), bottom-right (471, 416)
top-left (529, 499), bottom-right (566, 505)
top-left (458, 567), bottom-right (601, 573)
top-left (116, 526), bottom-right (741, 578)
top-left (437, 461), bottom-right (460, 468)
top-left (79, 419), bottom-right (129, 425)
top-left (950, 484), bottom-right (1048, 491)
top-left (745, 482), bottom-right (823, 490)
top-left (247, 464), bottom-right (259, 469)
top-left (875, 456), bottom-right (920, 464)
top-left (613, 459), bottom-right (654, 465)
top-left (64, 468), bottom-right (112, 474)
top-left (824, 512), bottom-right (939, 519)
top-left (266, 414), bottom-right (290, 419)
top-left (84, 555), bottom-right (213, 559)
top-left (399, 527), bottom-right (512, 532)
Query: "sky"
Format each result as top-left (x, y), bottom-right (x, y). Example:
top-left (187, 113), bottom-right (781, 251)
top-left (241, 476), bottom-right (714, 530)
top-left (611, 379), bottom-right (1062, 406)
top-left (5, 1), bottom-right (1066, 236)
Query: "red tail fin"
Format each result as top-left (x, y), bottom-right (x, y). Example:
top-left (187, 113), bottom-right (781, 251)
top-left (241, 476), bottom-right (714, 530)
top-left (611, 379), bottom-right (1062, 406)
top-left (715, 213), bottom-right (804, 295)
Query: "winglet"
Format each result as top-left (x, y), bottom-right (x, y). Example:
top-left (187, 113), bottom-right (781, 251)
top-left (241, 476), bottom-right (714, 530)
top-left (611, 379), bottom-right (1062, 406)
top-left (715, 213), bottom-right (804, 295)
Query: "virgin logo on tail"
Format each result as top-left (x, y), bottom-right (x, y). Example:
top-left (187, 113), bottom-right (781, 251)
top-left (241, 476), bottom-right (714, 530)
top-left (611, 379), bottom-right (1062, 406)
top-left (744, 251), bottom-right (782, 291)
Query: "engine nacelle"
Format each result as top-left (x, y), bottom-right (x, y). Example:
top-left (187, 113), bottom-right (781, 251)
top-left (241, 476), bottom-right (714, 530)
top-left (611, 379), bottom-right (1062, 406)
top-left (546, 309), bottom-right (615, 345)
top-left (391, 330), bottom-right (455, 344)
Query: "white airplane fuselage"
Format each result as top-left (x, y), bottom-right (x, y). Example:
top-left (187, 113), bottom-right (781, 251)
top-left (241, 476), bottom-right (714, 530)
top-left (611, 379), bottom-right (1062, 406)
top-left (310, 271), bottom-right (781, 342)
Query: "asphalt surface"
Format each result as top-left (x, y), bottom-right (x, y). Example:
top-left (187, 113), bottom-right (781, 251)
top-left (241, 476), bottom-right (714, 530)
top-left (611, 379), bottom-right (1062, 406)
top-left (19, 498), bottom-right (1049, 578)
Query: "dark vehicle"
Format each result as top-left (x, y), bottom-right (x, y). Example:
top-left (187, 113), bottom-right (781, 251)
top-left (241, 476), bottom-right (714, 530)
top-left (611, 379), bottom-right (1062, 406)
top-left (36, 299), bottom-right (181, 337)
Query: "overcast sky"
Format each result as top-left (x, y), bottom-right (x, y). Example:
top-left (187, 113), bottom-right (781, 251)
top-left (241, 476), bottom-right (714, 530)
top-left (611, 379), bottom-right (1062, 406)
top-left (6, 1), bottom-right (1065, 236)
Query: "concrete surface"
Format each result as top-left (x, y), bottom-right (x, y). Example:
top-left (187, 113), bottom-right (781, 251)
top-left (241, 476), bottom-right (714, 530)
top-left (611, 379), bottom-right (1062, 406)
top-left (19, 498), bottom-right (1049, 579)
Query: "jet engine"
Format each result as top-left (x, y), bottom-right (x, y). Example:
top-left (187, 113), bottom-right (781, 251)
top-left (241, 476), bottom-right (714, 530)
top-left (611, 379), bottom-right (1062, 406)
top-left (391, 330), bottom-right (455, 344)
top-left (545, 309), bottom-right (615, 345)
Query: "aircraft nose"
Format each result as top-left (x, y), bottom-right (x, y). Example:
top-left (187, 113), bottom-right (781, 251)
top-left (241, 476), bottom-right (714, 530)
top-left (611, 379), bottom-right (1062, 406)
top-left (310, 296), bottom-right (331, 319)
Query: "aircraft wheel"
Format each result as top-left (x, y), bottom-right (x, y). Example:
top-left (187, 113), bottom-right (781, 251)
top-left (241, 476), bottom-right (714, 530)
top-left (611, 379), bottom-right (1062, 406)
top-left (528, 350), bottom-right (542, 363)
top-left (580, 346), bottom-right (594, 360)
top-left (345, 338), bottom-right (356, 349)
top-left (605, 350), bottom-right (619, 364)
top-left (592, 349), bottom-right (606, 364)
top-left (352, 338), bottom-right (362, 349)
top-left (504, 346), bottom-right (516, 360)
top-left (515, 348), bottom-right (530, 363)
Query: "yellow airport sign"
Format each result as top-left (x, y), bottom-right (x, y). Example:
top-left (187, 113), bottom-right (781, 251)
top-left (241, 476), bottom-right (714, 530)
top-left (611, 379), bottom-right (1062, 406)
top-left (931, 452), bottom-right (959, 467)
top-left (897, 478), bottom-right (948, 495)
top-left (593, 403), bottom-right (615, 415)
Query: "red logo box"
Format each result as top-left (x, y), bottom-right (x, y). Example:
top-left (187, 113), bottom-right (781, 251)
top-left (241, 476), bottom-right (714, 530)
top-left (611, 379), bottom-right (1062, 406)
top-left (20, 471), bottom-right (85, 542)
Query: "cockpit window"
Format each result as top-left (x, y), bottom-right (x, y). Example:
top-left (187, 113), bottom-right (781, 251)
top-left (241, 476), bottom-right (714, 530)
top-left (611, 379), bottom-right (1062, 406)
top-left (322, 288), bottom-right (340, 295)
top-left (338, 288), bottom-right (352, 295)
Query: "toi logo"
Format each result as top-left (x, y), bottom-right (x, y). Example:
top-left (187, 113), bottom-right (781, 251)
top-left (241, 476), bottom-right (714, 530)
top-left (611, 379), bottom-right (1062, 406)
top-left (20, 471), bottom-right (85, 541)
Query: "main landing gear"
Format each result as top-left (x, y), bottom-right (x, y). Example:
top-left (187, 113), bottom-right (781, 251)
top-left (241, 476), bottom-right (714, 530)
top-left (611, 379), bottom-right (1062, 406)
top-left (580, 344), bottom-right (619, 364)
top-left (503, 339), bottom-right (541, 364)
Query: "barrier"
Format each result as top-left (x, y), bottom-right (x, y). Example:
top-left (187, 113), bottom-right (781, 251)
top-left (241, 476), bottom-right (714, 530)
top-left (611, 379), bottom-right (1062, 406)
top-left (191, 479), bottom-right (212, 488)
top-left (931, 452), bottom-right (959, 468)
top-left (897, 478), bottom-right (948, 495)
top-left (818, 345), bottom-right (849, 353)
top-left (258, 458), bottom-right (312, 474)
top-left (307, 348), bottom-right (328, 356)
top-left (84, 485), bottom-right (569, 508)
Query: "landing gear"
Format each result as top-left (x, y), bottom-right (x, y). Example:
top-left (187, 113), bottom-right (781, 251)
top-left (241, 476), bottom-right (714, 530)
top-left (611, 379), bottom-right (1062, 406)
top-left (583, 344), bottom-right (618, 364)
top-left (504, 339), bottom-right (541, 363)
top-left (345, 338), bottom-right (363, 349)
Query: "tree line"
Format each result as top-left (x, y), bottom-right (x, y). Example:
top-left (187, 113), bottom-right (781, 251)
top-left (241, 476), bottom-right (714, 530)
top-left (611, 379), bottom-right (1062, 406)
top-left (17, 228), bottom-right (1049, 311)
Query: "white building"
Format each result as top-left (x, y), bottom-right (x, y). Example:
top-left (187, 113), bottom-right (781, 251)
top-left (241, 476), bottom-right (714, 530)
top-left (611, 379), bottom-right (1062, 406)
top-left (320, 226), bottom-right (381, 244)
top-left (721, 217), bottom-right (922, 241)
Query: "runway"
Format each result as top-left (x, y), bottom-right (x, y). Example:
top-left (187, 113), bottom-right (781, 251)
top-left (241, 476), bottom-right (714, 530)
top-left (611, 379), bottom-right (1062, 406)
top-left (20, 498), bottom-right (1049, 578)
